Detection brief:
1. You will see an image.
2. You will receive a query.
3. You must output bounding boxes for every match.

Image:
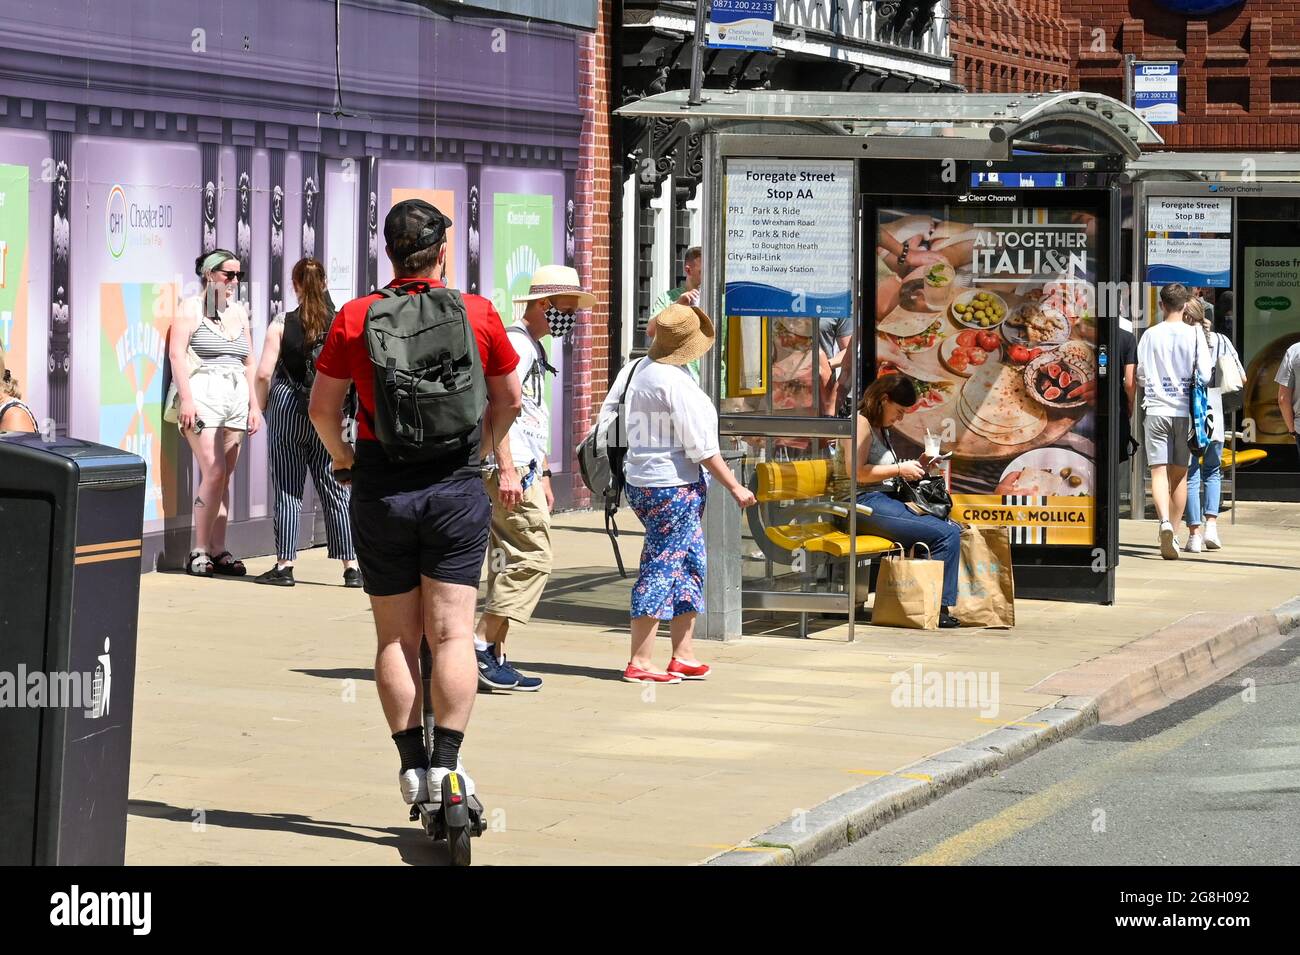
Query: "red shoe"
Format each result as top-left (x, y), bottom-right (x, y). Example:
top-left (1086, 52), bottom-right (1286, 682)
top-left (622, 663), bottom-right (682, 684)
top-left (667, 658), bottom-right (711, 680)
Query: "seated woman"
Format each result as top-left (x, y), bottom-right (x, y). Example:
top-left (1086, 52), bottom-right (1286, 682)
top-left (853, 375), bottom-right (961, 629)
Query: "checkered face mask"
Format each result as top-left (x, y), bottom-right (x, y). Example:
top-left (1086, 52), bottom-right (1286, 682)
top-left (545, 305), bottom-right (577, 339)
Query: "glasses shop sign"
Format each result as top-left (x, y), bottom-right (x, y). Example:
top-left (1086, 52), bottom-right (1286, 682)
top-left (723, 158), bottom-right (853, 319)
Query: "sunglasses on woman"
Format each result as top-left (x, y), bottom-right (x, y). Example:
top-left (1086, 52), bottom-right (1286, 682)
top-left (215, 269), bottom-right (245, 282)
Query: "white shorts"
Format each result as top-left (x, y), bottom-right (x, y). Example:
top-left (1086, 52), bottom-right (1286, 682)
top-left (189, 365), bottom-right (249, 432)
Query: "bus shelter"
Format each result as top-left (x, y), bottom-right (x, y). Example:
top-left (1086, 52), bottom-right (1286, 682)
top-left (1126, 153), bottom-right (1300, 517)
top-left (616, 91), bottom-right (1162, 640)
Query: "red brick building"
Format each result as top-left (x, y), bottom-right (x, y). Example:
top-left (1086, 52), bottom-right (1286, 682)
top-left (1063, 1), bottom-right (1300, 149)
top-left (949, 1), bottom-right (1072, 93)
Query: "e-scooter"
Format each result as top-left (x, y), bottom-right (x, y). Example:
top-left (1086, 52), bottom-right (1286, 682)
top-left (412, 639), bottom-right (486, 865)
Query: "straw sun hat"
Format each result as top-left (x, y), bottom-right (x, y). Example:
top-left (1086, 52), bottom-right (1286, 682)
top-left (647, 303), bottom-right (715, 366)
top-left (512, 264), bottom-right (597, 309)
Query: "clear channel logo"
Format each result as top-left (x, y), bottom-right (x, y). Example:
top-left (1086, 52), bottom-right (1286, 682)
top-left (106, 185), bottom-right (127, 259)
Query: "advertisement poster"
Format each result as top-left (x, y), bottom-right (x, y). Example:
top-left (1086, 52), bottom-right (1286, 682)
top-left (1145, 196), bottom-right (1231, 288)
top-left (0, 163), bottom-right (29, 390)
top-left (707, 0), bottom-right (776, 52)
top-left (99, 282), bottom-right (175, 528)
top-left (723, 159), bottom-right (853, 318)
top-left (1242, 246), bottom-right (1300, 445)
top-left (391, 187), bottom-right (457, 287)
top-left (492, 191), bottom-right (559, 463)
top-left (876, 207), bottom-right (1100, 545)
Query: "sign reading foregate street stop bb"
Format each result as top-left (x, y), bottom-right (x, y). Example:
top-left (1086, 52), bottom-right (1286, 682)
top-left (723, 159), bottom-right (853, 318)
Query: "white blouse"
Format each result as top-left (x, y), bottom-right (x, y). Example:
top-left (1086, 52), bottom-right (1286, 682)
top-left (599, 359), bottom-right (720, 488)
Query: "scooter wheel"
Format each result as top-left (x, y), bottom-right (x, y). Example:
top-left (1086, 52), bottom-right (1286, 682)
top-left (448, 824), bottom-right (472, 866)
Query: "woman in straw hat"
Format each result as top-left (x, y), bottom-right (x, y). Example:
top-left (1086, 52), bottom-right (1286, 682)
top-left (0, 342), bottom-right (39, 433)
top-left (608, 303), bottom-right (756, 684)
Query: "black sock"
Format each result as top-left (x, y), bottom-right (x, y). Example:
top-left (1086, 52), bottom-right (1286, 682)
top-left (431, 726), bottom-right (465, 771)
top-left (392, 726), bottom-right (428, 772)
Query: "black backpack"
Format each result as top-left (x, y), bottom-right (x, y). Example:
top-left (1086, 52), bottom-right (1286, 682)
top-left (362, 281), bottom-right (487, 463)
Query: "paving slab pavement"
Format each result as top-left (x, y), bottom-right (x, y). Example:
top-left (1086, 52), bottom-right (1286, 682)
top-left (125, 502), bottom-right (1300, 865)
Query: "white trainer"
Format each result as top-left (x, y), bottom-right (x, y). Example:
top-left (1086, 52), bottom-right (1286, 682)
top-left (399, 768), bottom-right (429, 805)
top-left (426, 763), bottom-right (476, 805)
top-left (1185, 531), bottom-right (1204, 554)
top-left (1204, 523), bottom-right (1222, 549)
top-left (1159, 521), bottom-right (1180, 560)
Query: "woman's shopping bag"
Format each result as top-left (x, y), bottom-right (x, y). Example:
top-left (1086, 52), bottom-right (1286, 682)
top-left (871, 543), bottom-right (944, 630)
top-left (955, 525), bottom-right (1015, 628)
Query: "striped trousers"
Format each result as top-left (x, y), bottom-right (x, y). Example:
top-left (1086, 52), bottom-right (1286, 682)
top-left (267, 378), bottom-right (355, 562)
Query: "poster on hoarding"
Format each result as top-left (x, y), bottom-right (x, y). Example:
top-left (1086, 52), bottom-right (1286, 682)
top-left (1242, 246), bottom-right (1300, 445)
top-left (98, 282), bottom-right (176, 525)
top-left (876, 207), bottom-right (1100, 545)
top-left (492, 192), bottom-right (561, 466)
top-left (0, 163), bottom-right (29, 393)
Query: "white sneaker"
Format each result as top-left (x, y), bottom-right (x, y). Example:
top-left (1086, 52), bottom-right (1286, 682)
top-left (426, 762), bottom-right (476, 805)
top-left (1158, 522), bottom-right (1180, 560)
top-left (1185, 531), bottom-right (1204, 554)
top-left (1204, 524), bottom-right (1222, 550)
top-left (398, 768), bottom-right (429, 805)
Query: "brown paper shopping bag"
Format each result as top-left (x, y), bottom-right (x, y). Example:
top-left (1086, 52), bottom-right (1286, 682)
top-left (955, 525), bottom-right (1016, 628)
top-left (871, 544), bottom-right (944, 630)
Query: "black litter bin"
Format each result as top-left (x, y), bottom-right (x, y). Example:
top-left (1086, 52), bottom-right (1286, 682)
top-left (0, 432), bottom-right (146, 864)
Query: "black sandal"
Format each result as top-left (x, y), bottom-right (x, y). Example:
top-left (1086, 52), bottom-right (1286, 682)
top-left (211, 551), bottom-right (247, 577)
top-left (186, 550), bottom-right (214, 577)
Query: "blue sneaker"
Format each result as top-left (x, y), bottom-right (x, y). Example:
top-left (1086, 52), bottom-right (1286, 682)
top-left (496, 654), bottom-right (543, 692)
top-left (476, 648), bottom-right (518, 691)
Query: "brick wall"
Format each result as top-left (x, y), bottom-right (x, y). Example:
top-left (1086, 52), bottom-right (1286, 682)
top-left (1063, 2), bottom-right (1300, 149)
top-left (950, 1), bottom-right (1072, 93)
top-left (571, 0), bottom-right (613, 507)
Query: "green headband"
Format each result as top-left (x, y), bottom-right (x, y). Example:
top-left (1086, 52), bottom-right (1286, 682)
top-left (201, 251), bottom-right (233, 274)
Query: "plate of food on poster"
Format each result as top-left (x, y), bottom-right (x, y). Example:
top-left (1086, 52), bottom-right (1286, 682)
top-left (996, 447), bottom-right (1094, 497)
top-left (875, 213), bottom-right (1098, 487)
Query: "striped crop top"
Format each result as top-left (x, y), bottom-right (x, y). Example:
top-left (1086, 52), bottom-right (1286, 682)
top-left (187, 300), bottom-right (251, 367)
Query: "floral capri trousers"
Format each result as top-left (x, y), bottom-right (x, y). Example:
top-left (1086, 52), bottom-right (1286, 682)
top-left (626, 479), bottom-right (707, 621)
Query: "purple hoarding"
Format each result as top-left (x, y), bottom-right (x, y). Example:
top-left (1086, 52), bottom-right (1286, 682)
top-left (0, 0), bottom-right (585, 567)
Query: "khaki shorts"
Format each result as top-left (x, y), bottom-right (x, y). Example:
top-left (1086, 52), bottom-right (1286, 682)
top-left (189, 365), bottom-right (249, 432)
top-left (481, 467), bottom-right (553, 625)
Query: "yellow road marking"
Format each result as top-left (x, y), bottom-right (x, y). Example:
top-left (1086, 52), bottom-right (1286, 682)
top-left (74, 549), bottom-right (142, 566)
top-left (903, 699), bottom-right (1244, 866)
top-left (848, 770), bottom-right (933, 782)
top-left (75, 538), bottom-right (142, 554)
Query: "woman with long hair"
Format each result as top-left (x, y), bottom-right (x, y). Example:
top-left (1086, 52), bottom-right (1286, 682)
top-left (170, 249), bottom-right (260, 577)
top-left (253, 257), bottom-right (359, 586)
top-left (0, 343), bottom-right (39, 433)
top-left (852, 375), bottom-right (962, 628)
top-left (1181, 297), bottom-right (1245, 552)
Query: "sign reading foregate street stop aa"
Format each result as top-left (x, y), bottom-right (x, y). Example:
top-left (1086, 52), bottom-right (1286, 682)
top-left (723, 159), bottom-right (853, 319)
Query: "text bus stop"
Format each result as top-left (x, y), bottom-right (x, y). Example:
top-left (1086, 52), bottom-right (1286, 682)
top-left (617, 91), bottom-right (1163, 639)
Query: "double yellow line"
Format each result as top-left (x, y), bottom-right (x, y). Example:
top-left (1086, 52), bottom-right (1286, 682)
top-left (74, 538), bottom-right (142, 566)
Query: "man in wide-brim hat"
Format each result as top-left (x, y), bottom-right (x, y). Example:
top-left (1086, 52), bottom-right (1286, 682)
top-left (474, 264), bottom-right (596, 693)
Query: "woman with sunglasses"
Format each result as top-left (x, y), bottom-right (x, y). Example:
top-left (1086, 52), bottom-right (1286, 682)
top-left (169, 249), bottom-right (262, 577)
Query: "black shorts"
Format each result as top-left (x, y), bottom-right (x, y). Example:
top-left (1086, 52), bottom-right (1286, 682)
top-left (349, 475), bottom-right (490, 596)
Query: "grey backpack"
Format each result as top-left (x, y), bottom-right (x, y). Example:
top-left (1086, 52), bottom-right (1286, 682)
top-left (362, 281), bottom-right (486, 463)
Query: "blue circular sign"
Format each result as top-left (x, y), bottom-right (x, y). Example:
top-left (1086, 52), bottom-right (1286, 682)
top-left (1153, 1), bottom-right (1243, 13)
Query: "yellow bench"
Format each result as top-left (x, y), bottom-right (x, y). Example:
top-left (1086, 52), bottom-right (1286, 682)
top-left (749, 458), bottom-right (898, 563)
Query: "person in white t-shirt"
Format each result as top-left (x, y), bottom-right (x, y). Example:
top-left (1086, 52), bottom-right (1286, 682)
top-left (602, 304), bottom-right (756, 684)
top-left (1137, 283), bottom-right (1212, 560)
top-left (474, 265), bottom-right (596, 693)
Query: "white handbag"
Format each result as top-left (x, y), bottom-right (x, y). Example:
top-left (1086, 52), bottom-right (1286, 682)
top-left (163, 346), bottom-right (203, 424)
top-left (1213, 335), bottom-right (1244, 397)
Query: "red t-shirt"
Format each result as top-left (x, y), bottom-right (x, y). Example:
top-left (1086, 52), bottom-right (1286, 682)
top-left (316, 278), bottom-right (518, 443)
